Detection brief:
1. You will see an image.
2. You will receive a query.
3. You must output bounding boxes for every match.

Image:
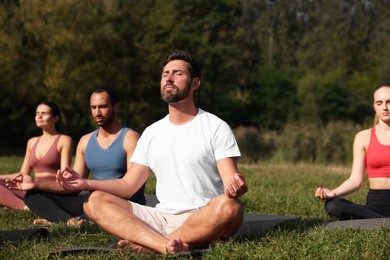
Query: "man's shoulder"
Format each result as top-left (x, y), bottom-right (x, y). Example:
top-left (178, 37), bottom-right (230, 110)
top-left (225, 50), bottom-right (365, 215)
top-left (144, 115), bottom-right (169, 130)
top-left (198, 109), bottom-right (227, 125)
top-left (82, 131), bottom-right (96, 139)
top-left (123, 128), bottom-right (140, 141)
top-left (78, 131), bottom-right (95, 146)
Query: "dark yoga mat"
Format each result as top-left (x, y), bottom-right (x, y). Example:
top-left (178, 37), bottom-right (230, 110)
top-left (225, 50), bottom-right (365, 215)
top-left (48, 246), bottom-right (114, 258)
top-left (233, 213), bottom-right (300, 239)
top-left (325, 218), bottom-right (390, 229)
top-left (145, 194), bottom-right (159, 207)
top-left (0, 228), bottom-right (50, 246)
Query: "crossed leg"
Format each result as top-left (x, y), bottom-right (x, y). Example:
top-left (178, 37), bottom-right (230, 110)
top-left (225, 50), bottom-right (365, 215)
top-left (83, 191), bottom-right (244, 254)
top-left (166, 194), bottom-right (244, 249)
top-left (0, 181), bottom-right (26, 209)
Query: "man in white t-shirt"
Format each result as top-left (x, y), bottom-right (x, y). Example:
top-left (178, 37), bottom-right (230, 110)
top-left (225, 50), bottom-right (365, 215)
top-left (58, 49), bottom-right (248, 254)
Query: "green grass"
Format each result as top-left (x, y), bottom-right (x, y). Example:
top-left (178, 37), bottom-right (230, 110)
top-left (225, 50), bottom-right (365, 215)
top-left (0, 157), bottom-right (388, 259)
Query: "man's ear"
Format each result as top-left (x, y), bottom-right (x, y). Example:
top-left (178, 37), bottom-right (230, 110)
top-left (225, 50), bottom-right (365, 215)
top-left (192, 78), bottom-right (201, 91)
top-left (114, 102), bottom-right (120, 112)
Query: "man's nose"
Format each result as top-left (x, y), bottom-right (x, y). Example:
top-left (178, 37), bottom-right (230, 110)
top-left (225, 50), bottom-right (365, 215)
top-left (166, 74), bottom-right (174, 84)
top-left (167, 79), bottom-right (174, 84)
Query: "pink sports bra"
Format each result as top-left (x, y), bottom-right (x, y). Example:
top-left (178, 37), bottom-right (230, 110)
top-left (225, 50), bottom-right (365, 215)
top-left (29, 135), bottom-right (61, 174)
top-left (365, 128), bottom-right (390, 178)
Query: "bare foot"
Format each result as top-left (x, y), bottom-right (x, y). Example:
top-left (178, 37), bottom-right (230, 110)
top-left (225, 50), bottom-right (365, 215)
top-left (66, 217), bottom-right (87, 227)
top-left (33, 218), bottom-right (53, 226)
top-left (117, 239), bottom-right (154, 253)
top-left (165, 239), bottom-right (191, 254)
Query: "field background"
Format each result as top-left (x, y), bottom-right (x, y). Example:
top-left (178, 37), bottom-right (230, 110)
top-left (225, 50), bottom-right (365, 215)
top-left (1, 1), bottom-right (389, 258)
top-left (1, 156), bottom-right (388, 259)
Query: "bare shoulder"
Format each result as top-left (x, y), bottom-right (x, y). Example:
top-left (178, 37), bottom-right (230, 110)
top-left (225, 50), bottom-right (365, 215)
top-left (59, 134), bottom-right (73, 145)
top-left (124, 129), bottom-right (140, 141)
top-left (26, 136), bottom-right (39, 149)
top-left (354, 128), bottom-right (371, 148)
top-left (123, 129), bottom-right (139, 154)
top-left (355, 128), bottom-right (371, 140)
top-left (77, 132), bottom-right (94, 149)
top-left (28, 136), bottom-right (39, 143)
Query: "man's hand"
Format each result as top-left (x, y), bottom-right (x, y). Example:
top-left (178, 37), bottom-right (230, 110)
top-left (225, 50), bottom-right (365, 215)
top-left (5, 173), bottom-right (35, 191)
top-left (225, 173), bottom-right (248, 198)
top-left (57, 167), bottom-right (87, 191)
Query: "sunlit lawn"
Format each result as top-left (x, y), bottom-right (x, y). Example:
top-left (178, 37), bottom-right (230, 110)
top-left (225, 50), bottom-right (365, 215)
top-left (1, 156), bottom-right (388, 259)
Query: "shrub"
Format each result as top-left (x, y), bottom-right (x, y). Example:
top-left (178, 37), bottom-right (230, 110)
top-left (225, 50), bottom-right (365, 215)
top-left (235, 121), bottom-right (365, 165)
top-left (234, 126), bottom-right (275, 164)
top-left (270, 122), bottom-right (362, 164)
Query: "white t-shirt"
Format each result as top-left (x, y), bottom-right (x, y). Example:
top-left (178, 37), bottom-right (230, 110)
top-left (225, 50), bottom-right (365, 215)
top-left (130, 109), bottom-right (241, 214)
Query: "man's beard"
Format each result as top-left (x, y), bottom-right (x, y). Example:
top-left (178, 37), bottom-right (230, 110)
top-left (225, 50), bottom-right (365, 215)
top-left (161, 82), bottom-right (191, 103)
top-left (96, 111), bottom-right (114, 127)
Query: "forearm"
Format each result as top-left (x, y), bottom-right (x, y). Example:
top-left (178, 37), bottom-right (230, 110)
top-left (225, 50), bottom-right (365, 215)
top-left (34, 181), bottom-right (80, 195)
top-left (83, 179), bottom-right (133, 198)
top-left (0, 173), bottom-right (21, 181)
top-left (332, 179), bottom-right (362, 197)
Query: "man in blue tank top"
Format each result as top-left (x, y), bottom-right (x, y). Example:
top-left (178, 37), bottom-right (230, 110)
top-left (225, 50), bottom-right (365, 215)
top-left (12, 87), bottom-right (145, 226)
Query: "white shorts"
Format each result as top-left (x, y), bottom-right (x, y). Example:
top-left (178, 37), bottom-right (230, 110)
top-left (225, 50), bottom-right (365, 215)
top-left (129, 202), bottom-right (196, 236)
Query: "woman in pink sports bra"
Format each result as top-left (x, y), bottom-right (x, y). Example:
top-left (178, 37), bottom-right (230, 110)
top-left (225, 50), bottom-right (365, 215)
top-left (0, 101), bottom-right (73, 210)
top-left (315, 83), bottom-right (390, 220)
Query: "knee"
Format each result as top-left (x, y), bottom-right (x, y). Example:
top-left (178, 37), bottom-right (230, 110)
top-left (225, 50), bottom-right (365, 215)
top-left (214, 195), bottom-right (244, 221)
top-left (211, 196), bottom-right (244, 237)
top-left (324, 198), bottom-right (342, 216)
top-left (24, 190), bottom-right (40, 205)
top-left (83, 191), bottom-right (111, 219)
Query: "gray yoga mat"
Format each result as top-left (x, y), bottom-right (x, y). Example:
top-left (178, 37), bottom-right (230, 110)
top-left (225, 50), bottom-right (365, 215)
top-left (325, 218), bottom-right (390, 229)
top-left (145, 194), bottom-right (159, 207)
top-left (233, 213), bottom-right (300, 239)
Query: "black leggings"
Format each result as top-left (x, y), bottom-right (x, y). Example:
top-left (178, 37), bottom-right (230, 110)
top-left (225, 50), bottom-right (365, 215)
top-left (324, 189), bottom-right (390, 220)
top-left (25, 190), bottom-right (90, 222)
top-left (25, 187), bottom-right (146, 223)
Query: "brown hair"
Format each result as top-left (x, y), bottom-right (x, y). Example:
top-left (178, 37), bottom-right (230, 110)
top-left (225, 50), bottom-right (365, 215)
top-left (163, 49), bottom-right (201, 79)
top-left (39, 101), bottom-right (61, 132)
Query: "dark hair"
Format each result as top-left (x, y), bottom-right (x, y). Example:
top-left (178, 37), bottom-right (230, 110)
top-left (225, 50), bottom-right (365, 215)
top-left (376, 82), bottom-right (390, 90)
top-left (39, 100), bottom-right (61, 132)
top-left (163, 49), bottom-right (201, 79)
top-left (90, 87), bottom-right (119, 105)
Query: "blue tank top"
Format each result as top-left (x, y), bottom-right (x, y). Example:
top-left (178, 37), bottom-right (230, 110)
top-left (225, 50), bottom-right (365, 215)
top-left (84, 127), bottom-right (146, 205)
top-left (85, 128), bottom-right (129, 180)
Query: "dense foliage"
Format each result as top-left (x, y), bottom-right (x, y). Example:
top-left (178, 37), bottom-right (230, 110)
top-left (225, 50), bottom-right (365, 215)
top-left (0, 0), bottom-right (388, 161)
